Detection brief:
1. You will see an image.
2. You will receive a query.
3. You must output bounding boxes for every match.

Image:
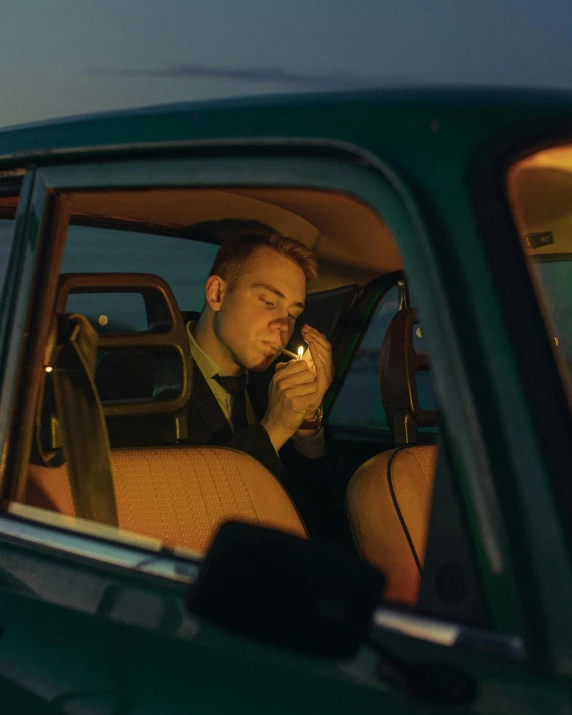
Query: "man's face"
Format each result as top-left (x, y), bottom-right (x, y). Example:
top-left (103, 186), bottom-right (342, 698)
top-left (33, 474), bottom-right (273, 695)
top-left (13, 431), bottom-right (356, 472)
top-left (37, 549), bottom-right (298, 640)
top-left (212, 247), bottom-right (307, 372)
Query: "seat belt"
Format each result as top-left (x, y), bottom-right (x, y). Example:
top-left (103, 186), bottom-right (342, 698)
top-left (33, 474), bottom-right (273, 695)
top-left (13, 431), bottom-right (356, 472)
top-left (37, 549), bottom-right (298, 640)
top-left (37, 313), bottom-right (118, 526)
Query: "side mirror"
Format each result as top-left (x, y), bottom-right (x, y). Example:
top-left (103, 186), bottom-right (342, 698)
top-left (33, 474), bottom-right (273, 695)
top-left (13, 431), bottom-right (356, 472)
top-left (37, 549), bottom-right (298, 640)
top-left (187, 521), bottom-right (385, 659)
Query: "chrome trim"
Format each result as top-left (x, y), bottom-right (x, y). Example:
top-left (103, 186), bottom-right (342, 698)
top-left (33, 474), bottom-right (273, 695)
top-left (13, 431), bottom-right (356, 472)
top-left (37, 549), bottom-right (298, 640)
top-left (0, 513), bottom-right (525, 662)
top-left (374, 608), bottom-right (459, 646)
top-left (0, 509), bottom-right (200, 584)
top-left (373, 607), bottom-right (525, 661)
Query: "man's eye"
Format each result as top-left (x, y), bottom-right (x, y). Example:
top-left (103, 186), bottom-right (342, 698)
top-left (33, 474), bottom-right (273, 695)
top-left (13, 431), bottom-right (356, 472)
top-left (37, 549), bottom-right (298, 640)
top-left (260, 298), bottom-right (274, 307)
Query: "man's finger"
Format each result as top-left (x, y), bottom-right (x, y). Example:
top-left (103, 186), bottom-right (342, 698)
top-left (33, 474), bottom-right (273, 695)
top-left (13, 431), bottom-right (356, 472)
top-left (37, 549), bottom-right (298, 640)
top-left (308, 340), bottom-right (329, 379)
top-left (275, 359), bottom-right (312, 376)
top-left (308, 341), bottom-right (334, 400)
top-left (287, 383), bottom-right (319, 398)
top-left (277, 369), bottom-right (317, 390)
top-left (302, 326), bottom-right (332, 353)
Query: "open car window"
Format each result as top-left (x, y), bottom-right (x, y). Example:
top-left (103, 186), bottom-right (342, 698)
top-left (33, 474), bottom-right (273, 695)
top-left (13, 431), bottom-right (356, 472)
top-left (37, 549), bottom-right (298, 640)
top-left (329, 285), bottom-right (399, 432)
top-left (64, 225), bottom-right (219, 323)
top-left (1, 172), bottom-right (488, 629)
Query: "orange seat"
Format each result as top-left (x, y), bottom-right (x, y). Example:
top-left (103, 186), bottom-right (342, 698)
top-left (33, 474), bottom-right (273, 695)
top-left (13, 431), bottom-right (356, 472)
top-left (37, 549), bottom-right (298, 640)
top-left (27, 446), bottom-right (307, 553)
top-left (347, 445), bottom-right (437, 604)
top-left (346, 308), bottom-right (438, 605)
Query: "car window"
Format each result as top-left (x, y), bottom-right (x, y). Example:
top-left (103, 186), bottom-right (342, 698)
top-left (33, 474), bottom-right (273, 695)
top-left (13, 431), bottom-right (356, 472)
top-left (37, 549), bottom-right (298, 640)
top-left (329, 286), bottom-right (399, 431)
top-left (507, 148), bottom-right (572, 402)
top-left (329, 286), bottom-right (437, 430)
top-left (532, 259), bottom-right (572, 372)
top-left (7, 176), bottom-right (486, 624)
top-left (63, 225), bottom-right (218, 330)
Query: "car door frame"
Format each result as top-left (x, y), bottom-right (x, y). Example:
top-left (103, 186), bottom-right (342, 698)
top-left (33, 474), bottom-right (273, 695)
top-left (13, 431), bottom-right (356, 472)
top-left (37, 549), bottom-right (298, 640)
top-left (472, 121), bottom-right (572, 674)
top-left (0, 142), bottom-right (564, 705)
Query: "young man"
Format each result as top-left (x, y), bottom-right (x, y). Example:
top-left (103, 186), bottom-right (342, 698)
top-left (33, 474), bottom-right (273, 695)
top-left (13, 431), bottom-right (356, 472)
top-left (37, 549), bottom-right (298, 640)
top-left (185, 226), bottom-right (334, 478)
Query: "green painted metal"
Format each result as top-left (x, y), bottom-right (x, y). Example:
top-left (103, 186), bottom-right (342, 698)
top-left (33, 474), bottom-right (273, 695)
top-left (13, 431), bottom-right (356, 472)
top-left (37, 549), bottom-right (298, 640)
top-left (0, 87), bottom-right (572, 711)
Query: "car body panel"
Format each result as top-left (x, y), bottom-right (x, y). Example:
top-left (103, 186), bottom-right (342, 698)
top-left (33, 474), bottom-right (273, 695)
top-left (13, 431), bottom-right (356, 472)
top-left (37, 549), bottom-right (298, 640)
top-left (0, 88), bottom-right (571, 711)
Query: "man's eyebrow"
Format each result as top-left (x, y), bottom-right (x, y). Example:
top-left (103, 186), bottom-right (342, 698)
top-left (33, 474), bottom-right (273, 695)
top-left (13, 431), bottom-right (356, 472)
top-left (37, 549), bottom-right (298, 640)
top-left (253, 283), bottom-right (305, 310)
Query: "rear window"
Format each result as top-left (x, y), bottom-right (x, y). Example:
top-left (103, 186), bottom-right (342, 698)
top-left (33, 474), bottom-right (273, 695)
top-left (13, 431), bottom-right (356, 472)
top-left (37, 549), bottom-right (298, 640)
top-left (63, 225), bottom-right (218, 317)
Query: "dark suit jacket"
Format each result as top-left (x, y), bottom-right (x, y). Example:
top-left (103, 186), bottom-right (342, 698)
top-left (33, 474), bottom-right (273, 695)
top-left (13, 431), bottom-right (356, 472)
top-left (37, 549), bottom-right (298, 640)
top-left (181, 353), bottom-right (338, 540)
top-left (183, 358), bottom-right (283, 476)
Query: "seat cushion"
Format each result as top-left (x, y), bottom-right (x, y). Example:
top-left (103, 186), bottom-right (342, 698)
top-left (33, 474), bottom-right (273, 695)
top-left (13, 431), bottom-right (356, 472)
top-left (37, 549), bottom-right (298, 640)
top-left (347, 445), bottom-right (438, 604)
top-left (27, 446), bottom-right (307, 552)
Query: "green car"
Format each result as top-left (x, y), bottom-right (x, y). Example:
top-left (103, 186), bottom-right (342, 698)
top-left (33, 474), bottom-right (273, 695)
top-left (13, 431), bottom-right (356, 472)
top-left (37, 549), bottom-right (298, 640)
top-left (0, 87), bottom-right (571, 713)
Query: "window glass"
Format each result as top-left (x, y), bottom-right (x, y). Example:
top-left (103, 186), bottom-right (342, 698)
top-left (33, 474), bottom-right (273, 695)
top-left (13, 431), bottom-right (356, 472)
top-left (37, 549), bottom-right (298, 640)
top-left (13, 184), bottom-right (484, 622)
top-left (416, 370), bottom-right (437, 412)
top-left (329, 287), bottom-right (437, 430)
top-left (507, 148), bottom-right (572, 400)
top-left (66, 292), bottom-right (148, 332)
top-left (329, 286), bottom-right (399, 430)
top-left (533, 259), bottom-right (572, 373)
top-left (412, 324), bottom-right (438, 413)
top-left (63, 226), bottom-right (218, 312)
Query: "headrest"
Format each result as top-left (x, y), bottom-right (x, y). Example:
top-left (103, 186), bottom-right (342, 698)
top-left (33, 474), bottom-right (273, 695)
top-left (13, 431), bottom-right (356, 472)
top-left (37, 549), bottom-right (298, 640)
top-left (379, 307), bottom-right (437, 444)
top-left (56, 273), bottom-right (192, 418)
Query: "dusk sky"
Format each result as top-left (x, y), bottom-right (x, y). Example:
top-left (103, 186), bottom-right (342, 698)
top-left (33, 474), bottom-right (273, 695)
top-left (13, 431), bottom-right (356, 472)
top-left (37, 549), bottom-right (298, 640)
top-left (2, 0), bottom-right (572, 129)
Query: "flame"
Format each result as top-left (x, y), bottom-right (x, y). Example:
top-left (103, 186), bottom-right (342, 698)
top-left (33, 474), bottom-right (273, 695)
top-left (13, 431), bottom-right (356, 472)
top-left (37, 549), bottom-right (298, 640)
top-left (297, 346), bottom-right (304, 360)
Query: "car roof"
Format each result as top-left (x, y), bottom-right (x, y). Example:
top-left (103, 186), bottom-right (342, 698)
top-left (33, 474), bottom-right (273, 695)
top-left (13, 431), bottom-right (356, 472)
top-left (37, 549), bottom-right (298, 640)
top-left (2, 86), bottom-right (572, 168)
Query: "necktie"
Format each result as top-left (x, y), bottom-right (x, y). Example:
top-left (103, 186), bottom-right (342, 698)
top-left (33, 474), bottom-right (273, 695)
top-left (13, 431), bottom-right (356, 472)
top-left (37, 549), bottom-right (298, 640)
top-left (214, 373), bottom-right (249, 432)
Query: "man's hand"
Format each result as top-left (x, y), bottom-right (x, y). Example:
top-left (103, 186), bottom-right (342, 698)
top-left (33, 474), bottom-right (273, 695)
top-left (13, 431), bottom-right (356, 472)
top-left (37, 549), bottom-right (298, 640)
top-left (295, 325), bottom-right (334, 439)
top-left (261, 359), bottom-right (319, 451)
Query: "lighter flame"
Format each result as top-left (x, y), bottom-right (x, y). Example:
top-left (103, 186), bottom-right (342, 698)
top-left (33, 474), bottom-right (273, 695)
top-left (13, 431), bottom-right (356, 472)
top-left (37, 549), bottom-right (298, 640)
top-left (297, 346), bottom-right (304, 360)
top-left (45, 366), bottom-right (53, 373)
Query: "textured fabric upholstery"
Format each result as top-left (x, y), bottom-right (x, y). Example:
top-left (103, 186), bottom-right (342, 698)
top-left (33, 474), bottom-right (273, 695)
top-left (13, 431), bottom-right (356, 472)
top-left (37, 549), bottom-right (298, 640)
top-left (27, 446), bottom-right (307, 552)
top-left (346, 445), bottom-right (438, 605)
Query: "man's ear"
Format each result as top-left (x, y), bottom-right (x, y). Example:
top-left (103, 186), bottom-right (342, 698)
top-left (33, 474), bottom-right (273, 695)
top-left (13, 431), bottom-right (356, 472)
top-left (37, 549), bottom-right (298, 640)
top-left (204, 274), bottom-right (228, 312)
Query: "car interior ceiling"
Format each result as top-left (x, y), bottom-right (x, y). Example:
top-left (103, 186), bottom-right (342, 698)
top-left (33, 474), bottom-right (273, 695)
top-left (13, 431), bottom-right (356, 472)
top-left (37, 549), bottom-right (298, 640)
top-left (0, 183), bottom-right (486, 617)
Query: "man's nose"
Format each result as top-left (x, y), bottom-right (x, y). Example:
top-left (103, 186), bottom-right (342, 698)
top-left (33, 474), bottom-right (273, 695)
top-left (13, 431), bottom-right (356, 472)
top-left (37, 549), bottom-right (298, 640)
top-left (271, 315), bottom-right (290, 332)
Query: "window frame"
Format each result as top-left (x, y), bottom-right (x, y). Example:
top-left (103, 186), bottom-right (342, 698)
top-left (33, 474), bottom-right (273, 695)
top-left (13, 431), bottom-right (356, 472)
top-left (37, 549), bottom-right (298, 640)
top-left (472, 124), bottom-right (572, 671)
top-left (0, 147), bottom-right (523, 644)
top-left (0, 172), bottom-right (33, 488)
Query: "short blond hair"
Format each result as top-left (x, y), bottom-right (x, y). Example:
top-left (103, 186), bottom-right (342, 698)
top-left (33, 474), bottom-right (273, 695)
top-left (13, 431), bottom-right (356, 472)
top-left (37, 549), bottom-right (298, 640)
top-left (202, 221), bottom-right (318, 282)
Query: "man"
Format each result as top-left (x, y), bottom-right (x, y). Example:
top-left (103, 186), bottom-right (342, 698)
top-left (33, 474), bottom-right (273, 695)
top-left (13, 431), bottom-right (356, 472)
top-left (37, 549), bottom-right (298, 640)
top-left (184, 223), bottom-right (334, 481)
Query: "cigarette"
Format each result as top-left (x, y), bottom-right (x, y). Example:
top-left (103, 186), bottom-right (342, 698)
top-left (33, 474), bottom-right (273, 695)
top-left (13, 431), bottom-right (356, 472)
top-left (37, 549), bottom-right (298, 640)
top-left (272, 344), bottom-right (299, 360)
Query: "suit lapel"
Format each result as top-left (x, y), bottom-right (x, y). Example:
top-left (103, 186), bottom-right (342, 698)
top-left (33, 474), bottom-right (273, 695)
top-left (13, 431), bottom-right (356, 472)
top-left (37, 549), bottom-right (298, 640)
top-left (189, 359), bottom-right (234, 443)
top-left (247, 369), bottom-right (271, 421)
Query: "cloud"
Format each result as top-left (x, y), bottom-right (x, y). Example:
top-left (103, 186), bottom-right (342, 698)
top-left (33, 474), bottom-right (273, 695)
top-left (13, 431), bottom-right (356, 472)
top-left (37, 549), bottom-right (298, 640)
top-left (88, 63), bottom-right (405, 89)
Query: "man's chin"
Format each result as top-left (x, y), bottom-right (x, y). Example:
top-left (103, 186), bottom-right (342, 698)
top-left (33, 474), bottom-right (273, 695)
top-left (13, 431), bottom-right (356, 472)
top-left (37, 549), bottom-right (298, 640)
top-left (249, 354), bottom-right (277, 372)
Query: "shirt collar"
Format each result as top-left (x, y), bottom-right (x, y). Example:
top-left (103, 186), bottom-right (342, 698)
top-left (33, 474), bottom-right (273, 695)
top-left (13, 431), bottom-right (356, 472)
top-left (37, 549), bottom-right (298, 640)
top-left (186, 322), bottom-right (248, 381)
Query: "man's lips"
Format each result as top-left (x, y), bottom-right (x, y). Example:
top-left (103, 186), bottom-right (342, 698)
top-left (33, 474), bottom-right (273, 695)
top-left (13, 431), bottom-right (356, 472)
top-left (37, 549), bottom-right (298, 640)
top-left (261, 340), bottom-right (281, 352)
top-left (263, 341), bottom-right (299, 360)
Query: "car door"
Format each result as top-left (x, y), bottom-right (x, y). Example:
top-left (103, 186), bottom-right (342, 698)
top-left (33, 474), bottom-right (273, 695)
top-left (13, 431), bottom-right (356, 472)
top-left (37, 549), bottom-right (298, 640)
top-left (0, 135), bottom-right (570, 714)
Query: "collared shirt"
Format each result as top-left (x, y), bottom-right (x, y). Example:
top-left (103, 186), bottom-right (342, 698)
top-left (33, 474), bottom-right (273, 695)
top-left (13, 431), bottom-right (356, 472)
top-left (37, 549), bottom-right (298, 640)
top-left (187, 323), bottom-right (255, 430)
top-left (187, 322), bottom-right (325, 458)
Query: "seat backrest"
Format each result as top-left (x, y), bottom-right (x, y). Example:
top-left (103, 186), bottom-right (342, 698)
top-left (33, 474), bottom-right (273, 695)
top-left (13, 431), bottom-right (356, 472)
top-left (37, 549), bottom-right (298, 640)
top-left (378, 307), bottom-right (437, 445)
top-left (347, 445), bottom-right (437, 604)
top-left (27, 446), bottom-right (307, 552)
top-left (346, 307), bottom-right (438, 605)
top-left (57, 272), bottom-right (193, 449)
